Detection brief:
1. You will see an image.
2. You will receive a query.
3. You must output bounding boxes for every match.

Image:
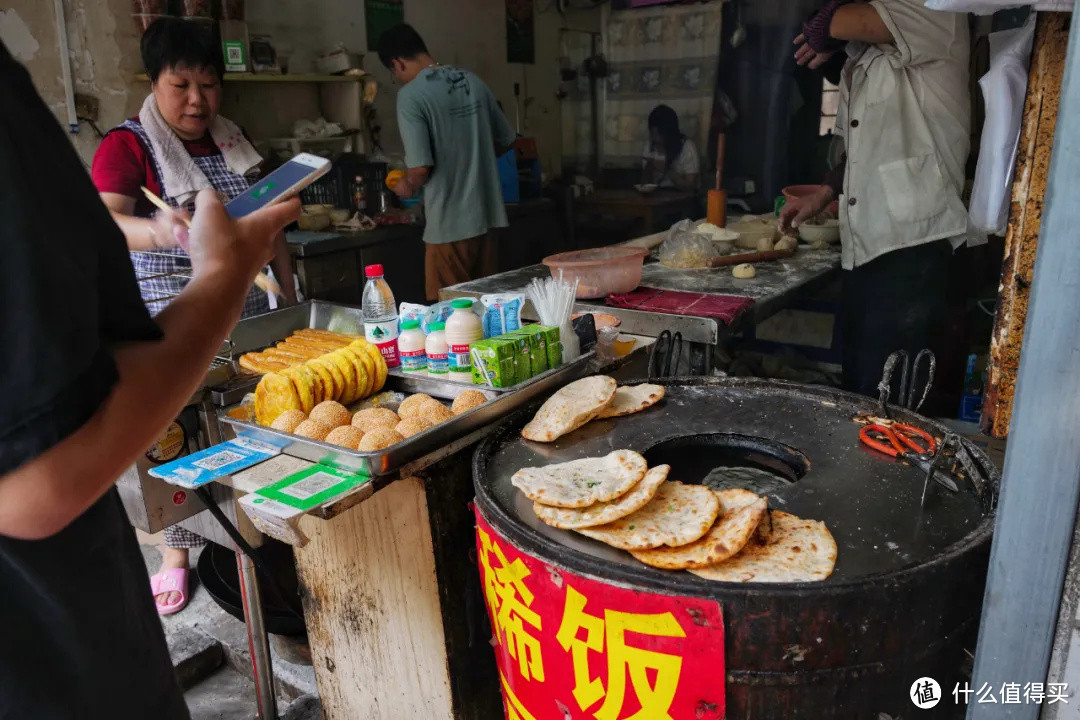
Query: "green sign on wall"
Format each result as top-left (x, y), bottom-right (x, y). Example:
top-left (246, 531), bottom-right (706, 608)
top-left (366, 0), bottom-right (405, 52)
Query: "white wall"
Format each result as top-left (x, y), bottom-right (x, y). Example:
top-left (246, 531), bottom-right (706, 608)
top-left (1, 0), bottom-right (144, 168)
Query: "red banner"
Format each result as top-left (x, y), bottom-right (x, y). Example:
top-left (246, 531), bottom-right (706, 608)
top-left (475, 508), bottom-right (726, 720)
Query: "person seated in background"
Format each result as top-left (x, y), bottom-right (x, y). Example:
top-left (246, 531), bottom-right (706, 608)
top-left (641, 104), bottom-right (701, 193)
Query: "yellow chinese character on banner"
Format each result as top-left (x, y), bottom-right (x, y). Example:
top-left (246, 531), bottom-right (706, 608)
top-left (556, 585), bottom-right (686, 720)
top-left (500, 670), bottom-right (540, 720)
top-left (478, 528), bottom-right (545, 682)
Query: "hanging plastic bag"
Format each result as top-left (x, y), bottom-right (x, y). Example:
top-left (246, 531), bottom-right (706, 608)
top-left (968, 15), bottom-right (1035, 237)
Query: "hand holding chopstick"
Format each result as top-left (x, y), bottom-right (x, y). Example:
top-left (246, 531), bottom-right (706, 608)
top-left (140, 186), bottom-right (284, 299)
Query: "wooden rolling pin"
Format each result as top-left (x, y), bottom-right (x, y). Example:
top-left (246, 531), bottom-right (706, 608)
top-left (706, 248), bottom-right (795, 268)
top-left (707, 132), bottom-right (727, 228)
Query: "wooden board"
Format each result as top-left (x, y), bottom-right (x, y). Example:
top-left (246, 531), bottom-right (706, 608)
top-left (294, 476), bottom-right (454, 719)
top-left (983, 13), bottom-right (1069, 438)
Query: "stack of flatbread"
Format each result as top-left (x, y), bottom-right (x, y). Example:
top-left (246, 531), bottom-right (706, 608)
top-left (521, 375), bottom-right (666, 443)
top-left (512, 450), bottom-right (836, 583)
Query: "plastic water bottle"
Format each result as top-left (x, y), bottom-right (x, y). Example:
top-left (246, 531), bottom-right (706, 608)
top-left (362, 264), bottom-right (400, 368)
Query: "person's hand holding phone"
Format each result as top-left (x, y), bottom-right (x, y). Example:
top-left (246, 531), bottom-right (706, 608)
top-left (187, 189), bottom-right (300, 287)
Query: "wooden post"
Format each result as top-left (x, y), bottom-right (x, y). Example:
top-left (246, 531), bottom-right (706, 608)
top-left (983, 13), bottom-right (1070, 438)
top-left (292, 451), bottom-right (502, 719)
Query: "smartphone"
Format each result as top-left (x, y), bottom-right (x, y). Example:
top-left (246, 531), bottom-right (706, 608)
top-left (225, 152), bottom-right (332, 218)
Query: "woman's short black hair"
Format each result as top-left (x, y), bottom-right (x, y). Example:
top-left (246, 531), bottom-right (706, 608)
top-left (141, 17), bottom-right (224, 83)
top-left (376, 24), bottom-right (429, 69)
top-left (648, 104), bottom-right (686, 168)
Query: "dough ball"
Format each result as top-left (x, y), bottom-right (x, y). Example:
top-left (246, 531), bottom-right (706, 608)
top-left (351, 407), bottom-right (400, 432)
top-left (732, 263), bottom-right (756, 279)
top-left (309, 400), bottom-right (351, 429)
top-left (418, 400), bottom-right (454, 426)
top-left (270, 409), bottom-right (307, 434)
top-left (398, 393), bottom-right (436, 419)
top-left (396, 417), bottom-right (432, 438)
top-left (324, 425), bottom-right (364, 449)
top-left (451, 390), bottom-right (487, 414)
top-left (294, 419), bottom-right (332, 441)
top-left (755, 235), bottom-right (774, 252)
top-left (774, 236), bottom-right (798, 252)
top-left (810, 240), bottom-right (831, 250)
top-left (357, 427), bottom-right (405, 451)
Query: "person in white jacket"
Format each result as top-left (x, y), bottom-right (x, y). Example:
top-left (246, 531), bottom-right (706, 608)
top-left (779, 0), bottom-right (971, 398)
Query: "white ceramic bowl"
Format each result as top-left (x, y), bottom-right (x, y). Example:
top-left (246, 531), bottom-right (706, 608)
top-left (798, 218), bottom-right (841, 244)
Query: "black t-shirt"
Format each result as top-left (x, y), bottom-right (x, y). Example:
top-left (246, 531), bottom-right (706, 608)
top-left (0, 42), bottom-right (188, 719)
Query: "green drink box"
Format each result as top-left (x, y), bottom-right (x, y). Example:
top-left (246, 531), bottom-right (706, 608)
top-left (470, 338), bottom-right (516, 387)
top-left (505, 329), bottom-right (547, 376)
top-left (500, 333), bottom-right (533, 385)
top-left (519, 324), bottom-right (562, 369)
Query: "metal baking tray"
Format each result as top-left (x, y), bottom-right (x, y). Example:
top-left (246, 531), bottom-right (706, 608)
top-left (215, 300), bottom-right (595, 476)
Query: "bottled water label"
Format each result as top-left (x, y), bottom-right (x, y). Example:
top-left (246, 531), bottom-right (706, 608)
top-left (365, 319), bottom-right (400, 367)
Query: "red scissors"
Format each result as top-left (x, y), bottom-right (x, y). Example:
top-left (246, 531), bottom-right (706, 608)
top-left (859, 422), bottom-right (937, 457)
top-left (860, 422), bottom-right (960, 500)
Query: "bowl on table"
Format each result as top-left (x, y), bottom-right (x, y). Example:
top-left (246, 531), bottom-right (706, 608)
top-left (798, 218), bottom-right (841, 245)
top-left (570, 312), bottom-right (621, 330)
top-left (542, 246), bottom-right (649, 299)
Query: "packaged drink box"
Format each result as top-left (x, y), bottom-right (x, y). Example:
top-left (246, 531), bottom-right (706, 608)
top-left (520, 324), bottom-right (561, 369)
top-left (500, 333), bottom-right (532, 385)
top-left (471, 338), bottom-right (516, 387)
top-left (506, 329), bottom-right (548, 375)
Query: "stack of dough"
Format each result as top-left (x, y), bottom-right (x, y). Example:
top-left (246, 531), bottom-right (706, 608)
top-left (513, 453), bottom-right (837, 583)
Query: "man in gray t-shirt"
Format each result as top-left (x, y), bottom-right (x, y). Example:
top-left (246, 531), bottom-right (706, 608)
top-left (377, 24), bottom-right (517, 300)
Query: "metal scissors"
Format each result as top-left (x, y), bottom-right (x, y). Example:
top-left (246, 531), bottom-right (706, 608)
top-left (877, 349), bottom-right (936, 419)
top-left (648, 330), bottom-right (684, 379)
top-left (859, 422), bottom-right (961, 504)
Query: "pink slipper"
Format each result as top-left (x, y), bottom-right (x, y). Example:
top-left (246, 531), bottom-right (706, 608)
top-left (150, 568), bottom-right (189, 616)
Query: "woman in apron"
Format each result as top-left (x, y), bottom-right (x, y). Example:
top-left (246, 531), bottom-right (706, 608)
top-left (91, 17), bottom-right (297, 614)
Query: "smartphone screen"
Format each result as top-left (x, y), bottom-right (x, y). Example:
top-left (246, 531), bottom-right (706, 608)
top-left (226, 154), bottom-right (330, 218)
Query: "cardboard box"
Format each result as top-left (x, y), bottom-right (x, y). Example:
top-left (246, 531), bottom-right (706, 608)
top-left (521, 324), bottom-right (561, 368)
top-left (506, 329), bottom-right (548, 375)
top-left (500, 333), bottom-right (533, 385)
top-left (471, 338), bottom-right (517, 387)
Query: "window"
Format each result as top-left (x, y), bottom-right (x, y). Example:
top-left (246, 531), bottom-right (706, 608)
top-left (820, 78), bottom-right (839, 136)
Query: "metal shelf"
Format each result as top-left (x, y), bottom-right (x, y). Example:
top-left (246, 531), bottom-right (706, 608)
top-left (134, 72), bottom-right (364, 83)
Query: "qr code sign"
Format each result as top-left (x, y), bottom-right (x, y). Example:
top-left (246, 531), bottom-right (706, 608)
top-left (280, 472), bottom-right (340, 501)
top-left (226, 45), bottom-right (243, 63)
top-left (194, 450), bottom-right (245, 472)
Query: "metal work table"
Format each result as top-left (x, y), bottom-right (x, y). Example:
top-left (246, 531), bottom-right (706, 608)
top-left (440, 247), bottom-right (841, 346)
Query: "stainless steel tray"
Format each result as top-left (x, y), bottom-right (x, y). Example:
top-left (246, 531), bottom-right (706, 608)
top-left (217, 300), bottom-right (595, 476)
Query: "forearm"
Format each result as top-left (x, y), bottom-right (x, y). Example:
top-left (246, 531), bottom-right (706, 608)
top-left (269, 231), bottom-right (297, 303)
top-left (822, 155), bottom-right (846, 198)
top-left (830, 4), bottom-right (893, 45)
top-left (397, 167), bottom-right (432, 198)
top-left (0, 270), bottom-right (249, 540)
top-left (110, 210), bottom-right (158, 251)
top-left (405, 166), bottom-right (430, 189)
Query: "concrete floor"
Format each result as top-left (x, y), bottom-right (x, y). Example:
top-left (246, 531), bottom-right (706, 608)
top-left (138, 532), bottom-right (319, 719)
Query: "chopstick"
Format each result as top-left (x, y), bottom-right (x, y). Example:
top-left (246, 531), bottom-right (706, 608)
top-left (140, 186), bottom-right (283, 298)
